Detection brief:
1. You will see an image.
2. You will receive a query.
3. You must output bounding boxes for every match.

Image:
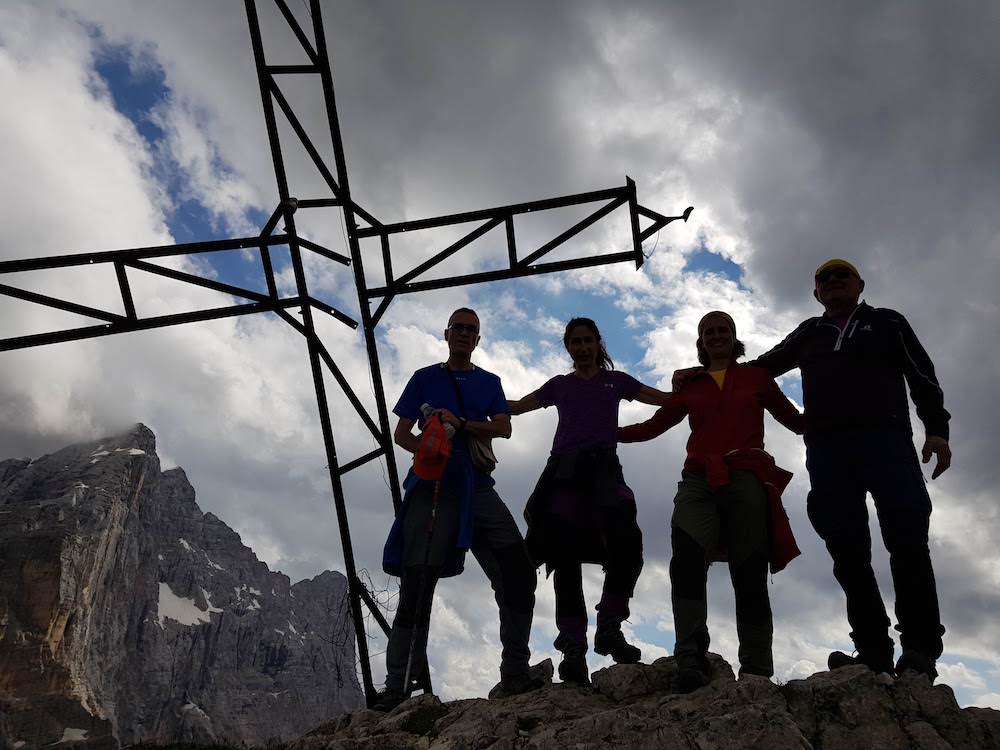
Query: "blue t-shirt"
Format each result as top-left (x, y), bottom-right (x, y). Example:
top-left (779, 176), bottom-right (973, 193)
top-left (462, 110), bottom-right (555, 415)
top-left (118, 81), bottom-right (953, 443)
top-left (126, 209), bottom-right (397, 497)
top-left (394, 363), bottom-right (509, 488)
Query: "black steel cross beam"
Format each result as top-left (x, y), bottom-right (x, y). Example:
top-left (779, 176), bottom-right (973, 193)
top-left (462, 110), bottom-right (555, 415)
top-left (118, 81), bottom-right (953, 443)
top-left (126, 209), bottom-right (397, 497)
top-left (360, 180), bottom-right (692, 317)
top-left (0, 228), bottom-right (358, 353)
top-left (0, 0), bottom-right (692, 708)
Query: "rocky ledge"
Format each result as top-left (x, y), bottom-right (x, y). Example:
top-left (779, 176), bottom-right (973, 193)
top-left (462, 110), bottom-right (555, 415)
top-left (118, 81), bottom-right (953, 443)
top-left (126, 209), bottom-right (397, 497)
top-left (293, 654), bottom-right (1000, 750)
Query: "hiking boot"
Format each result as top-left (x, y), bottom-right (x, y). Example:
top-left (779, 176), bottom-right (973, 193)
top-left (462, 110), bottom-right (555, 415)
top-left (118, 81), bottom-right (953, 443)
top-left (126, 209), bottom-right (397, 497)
top-left (677, 665), bottom-right (710, 693)
top-left (676, 653), bottom-right (712, 694)
top-left (558, 651), bottom-right (590, 685)
top-left (828, 651), bottom-right (861, 670)
top-left (371, 686), bottom-right (407, 712)
top-left (555, 635), bottom-right (590, 685)
top-left (491, 671), bottom-right (545, 698)
top-left (896, 650), bottom-right (938, 684)
top-left (594, 625), bottom-right (641, 664)
top-left (828, 650), bottom-right (894, 676)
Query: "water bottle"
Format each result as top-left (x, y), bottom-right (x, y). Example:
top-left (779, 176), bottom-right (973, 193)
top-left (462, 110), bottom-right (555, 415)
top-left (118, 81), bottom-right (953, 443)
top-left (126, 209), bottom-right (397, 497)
top-left (421, 403), bottom-right (456, 439)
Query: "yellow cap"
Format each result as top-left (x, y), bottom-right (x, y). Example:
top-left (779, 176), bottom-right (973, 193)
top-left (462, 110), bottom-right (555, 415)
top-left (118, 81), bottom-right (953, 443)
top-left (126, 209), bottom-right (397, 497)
top-left (814, 258), bottom-right (861, 279)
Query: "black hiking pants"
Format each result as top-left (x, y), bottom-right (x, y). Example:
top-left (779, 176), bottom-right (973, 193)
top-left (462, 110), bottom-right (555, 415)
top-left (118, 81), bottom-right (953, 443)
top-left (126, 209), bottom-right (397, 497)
top-left (552, 494), bottom-right (643, 647)
top-left (805, 429), bottom-right (944, 660)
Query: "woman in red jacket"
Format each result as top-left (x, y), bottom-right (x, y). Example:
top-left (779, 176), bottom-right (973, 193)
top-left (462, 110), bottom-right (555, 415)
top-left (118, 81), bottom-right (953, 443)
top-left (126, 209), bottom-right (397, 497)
top-left (619, 311), bottom-right (803, 692)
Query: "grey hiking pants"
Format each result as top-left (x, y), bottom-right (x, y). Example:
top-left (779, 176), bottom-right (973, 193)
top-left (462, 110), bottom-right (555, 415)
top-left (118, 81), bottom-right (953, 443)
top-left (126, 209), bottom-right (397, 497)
top-left (669, 470), bottom-right (773, 676)
top-left (384, 485), bottom-right (537, 691)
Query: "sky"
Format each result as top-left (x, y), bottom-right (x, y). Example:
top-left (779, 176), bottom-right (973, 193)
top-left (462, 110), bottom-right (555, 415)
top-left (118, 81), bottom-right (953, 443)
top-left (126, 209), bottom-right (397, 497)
top-left (1, 0), bottom-right (999, 709)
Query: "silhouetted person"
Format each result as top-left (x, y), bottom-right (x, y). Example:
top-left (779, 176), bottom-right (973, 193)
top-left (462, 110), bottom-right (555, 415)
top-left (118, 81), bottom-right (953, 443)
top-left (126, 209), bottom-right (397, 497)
top-left (375, 308), bottom-right (541, 710)
top-left (509, 317), bottom-right (668, 684)
top-left (622, 311), bottom-right (803, 691)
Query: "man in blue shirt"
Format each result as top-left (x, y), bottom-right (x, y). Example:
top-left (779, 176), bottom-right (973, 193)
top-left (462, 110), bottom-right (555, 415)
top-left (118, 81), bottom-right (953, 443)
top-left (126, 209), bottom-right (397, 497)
top-left (375, 308), bottom-right (541, 710)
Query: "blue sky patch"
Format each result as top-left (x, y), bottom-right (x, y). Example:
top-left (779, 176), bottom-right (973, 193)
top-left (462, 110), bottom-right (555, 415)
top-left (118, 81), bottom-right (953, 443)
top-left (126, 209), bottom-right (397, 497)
top-left (95, 44), bottom-right (275, 292)
top-left (776, 375), bottom-right (803, 405)
top-left (492, 279), bottom-right (659, 380)
top-left (685, 247), bottom-right (744, 288)
top-left (170, 200), bottom-right (274, 291)
top-left (93, 43), bottom-right (166, 145)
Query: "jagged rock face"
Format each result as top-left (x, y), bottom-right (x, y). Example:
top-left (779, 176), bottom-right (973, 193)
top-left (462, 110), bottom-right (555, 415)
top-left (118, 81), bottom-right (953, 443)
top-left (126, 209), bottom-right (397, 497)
top-left (294, 656), bottom-right (1000, 750)
top-left (0, 424), bottom-right (363, 748)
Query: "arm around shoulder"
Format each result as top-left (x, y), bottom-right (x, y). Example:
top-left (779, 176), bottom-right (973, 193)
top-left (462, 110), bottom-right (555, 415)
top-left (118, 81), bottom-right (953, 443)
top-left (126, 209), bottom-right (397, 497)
top-left (466, 412), bottom-right (512, 440)
top-left (508, 390), bottom-right (543, 416)
top-left (751, 320), bottom-right (812, 377)
top-left (619, 398), bottom-right (687, 443)
top-left (635, 383), bottom-right (671, 405)
top-left (760, 375), bottom-right (805, 435)
top-left (671, 366), bottom-right (704, 392)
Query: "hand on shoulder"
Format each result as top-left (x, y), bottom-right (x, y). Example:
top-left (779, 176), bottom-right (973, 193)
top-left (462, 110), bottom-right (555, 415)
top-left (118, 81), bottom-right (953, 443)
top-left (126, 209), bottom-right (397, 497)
top-left (671, 366), bottom-right (704, 392)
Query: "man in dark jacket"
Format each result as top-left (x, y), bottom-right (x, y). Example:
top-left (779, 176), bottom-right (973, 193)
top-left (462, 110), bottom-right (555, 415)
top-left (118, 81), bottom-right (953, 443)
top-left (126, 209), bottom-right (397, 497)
top-left (751, 259), bottom-right (951, 681)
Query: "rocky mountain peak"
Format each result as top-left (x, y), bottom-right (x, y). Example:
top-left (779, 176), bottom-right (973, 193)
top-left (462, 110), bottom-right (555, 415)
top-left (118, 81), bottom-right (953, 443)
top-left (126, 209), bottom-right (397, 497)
top-left (0, 425), bottom-right (363, 748)
top-left (296, 655), bottom-right (1000, 749)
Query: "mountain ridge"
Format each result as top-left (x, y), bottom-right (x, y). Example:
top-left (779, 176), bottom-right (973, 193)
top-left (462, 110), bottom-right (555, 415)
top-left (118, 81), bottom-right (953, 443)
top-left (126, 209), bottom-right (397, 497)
top-left (0, 424), bottom-right (363, 748)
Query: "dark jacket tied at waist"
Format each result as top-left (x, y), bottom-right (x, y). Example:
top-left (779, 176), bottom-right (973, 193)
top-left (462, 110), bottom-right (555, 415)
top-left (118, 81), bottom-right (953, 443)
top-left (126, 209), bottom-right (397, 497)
top-left (524, 446), bottom-right (634, 572)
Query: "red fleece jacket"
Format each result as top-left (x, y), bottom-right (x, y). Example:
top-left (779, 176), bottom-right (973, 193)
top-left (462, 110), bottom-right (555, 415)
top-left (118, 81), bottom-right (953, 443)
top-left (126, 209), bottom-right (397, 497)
top-left (619, 364), bottom-right (803, 460)
top-left (618, 364), bottom-right (804, 572)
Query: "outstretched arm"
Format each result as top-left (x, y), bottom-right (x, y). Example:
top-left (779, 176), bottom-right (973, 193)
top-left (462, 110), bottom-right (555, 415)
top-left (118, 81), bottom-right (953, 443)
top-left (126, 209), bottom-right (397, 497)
top-left (619, 398), bottom-right (687, 443)
top-left (508, 390), bottom-right (543, 416)
top-left (635, 384), bottom-right (671, 405)
top-left (760, 378), bottom-right (805, 435)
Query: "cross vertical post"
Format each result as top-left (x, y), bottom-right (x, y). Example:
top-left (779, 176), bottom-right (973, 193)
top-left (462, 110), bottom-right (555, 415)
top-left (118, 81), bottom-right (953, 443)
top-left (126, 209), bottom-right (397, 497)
top-left (308, 0), bottom-right (404, 516)
top-left (244, 0), bottom-right (377, 703)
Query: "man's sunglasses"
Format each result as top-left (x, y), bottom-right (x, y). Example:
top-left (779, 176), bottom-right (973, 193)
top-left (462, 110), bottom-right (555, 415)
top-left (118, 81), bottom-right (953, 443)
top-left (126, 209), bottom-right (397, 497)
top-left (815, 267), bottom-right (856, 284)
top-left (447, 323), bottom-right (479, 334)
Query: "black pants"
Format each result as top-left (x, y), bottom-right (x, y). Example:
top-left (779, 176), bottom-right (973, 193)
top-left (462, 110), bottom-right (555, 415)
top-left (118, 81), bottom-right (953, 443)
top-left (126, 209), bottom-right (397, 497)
top-left (384, 486), bottom-right (537, 690)
top-left (552, 495), bottom-right (643, 647)
top-left (806, 430), bottom-right (944, 659)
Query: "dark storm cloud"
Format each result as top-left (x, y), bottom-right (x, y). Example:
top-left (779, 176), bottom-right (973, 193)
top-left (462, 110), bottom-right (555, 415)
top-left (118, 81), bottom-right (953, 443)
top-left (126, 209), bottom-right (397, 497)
top-left (323, 0), bottom-right (616, 214)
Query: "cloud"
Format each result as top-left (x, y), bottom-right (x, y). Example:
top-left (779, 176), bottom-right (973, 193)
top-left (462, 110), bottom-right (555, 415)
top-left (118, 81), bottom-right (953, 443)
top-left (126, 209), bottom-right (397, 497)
top-left (935, 662), bottom-right (987, 692)
top-left (150, 99), bottom-right (261, 234)
top-left (972, 693), bottom-right (1000, 711)
top-left (2, 0), bottom-right (999, 706)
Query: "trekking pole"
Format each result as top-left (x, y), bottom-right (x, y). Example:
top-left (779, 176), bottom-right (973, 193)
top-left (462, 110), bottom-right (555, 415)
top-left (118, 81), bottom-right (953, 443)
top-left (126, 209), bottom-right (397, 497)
top-left (402, 404), bottom-right (453, 695)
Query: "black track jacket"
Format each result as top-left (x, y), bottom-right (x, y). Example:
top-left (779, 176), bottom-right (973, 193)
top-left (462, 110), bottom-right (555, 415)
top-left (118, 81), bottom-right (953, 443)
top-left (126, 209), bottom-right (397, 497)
top-left (752, 302), bottom-right (950, 440)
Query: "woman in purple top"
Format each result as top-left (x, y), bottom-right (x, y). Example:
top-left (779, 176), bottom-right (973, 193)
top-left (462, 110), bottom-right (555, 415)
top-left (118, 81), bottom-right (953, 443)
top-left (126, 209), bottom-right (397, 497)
top-left (509, 317), bottom-right (668, 684)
